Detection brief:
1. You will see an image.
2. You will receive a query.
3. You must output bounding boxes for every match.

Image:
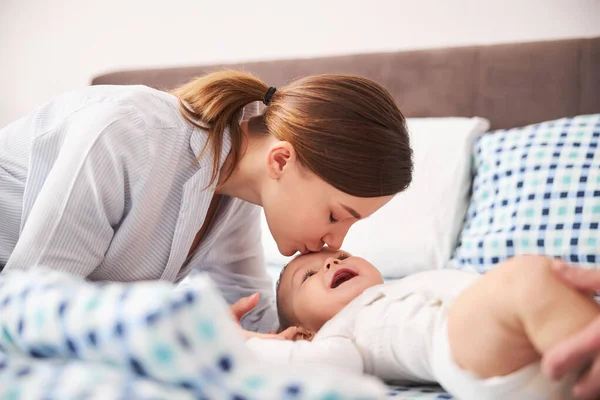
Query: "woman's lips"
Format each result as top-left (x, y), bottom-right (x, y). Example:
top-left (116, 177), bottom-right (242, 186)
top-left (330, 269), bottom-right (358, 288)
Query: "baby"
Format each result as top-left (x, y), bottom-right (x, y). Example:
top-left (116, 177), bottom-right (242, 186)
top-left (246, 248), bottom-right (600, 400)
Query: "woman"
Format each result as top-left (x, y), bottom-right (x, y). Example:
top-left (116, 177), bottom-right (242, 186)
top-left (0, 71), bottom-right (413, 332)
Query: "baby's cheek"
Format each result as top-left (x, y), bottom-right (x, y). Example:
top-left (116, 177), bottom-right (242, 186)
top-left (302, 297), bottom-right (327, 322)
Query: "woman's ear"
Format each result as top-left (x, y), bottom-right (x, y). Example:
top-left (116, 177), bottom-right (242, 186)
top-left (266, 141), bottom-right (296, 180)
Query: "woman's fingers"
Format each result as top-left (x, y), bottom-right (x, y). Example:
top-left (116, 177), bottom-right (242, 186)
top-left (542, 316), bottom-right (600, 379)
top-left (230, 293), bottom-right (260, 321)
top-left (544, 261), bottom-right (600, 399)
top-left (551, 262), bottom-right (600, 294)
top-left (572, 356), bottom-right (600, 400)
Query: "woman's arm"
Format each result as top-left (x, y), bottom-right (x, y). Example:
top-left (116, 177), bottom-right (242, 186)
top-left (5, 105), bottom-right (139, 275)
top-left (193, 201), bottom-right (278, 333)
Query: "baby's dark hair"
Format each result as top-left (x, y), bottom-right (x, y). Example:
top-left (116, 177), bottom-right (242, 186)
top-left (275, 263), bottom-right (294, 333)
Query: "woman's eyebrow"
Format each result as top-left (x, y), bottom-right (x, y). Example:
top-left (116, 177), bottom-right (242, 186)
top-left (340, 203), bottom-right (362, 219)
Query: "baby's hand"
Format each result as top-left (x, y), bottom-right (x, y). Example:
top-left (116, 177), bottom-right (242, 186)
top-left (269, 327), bottom-right (313, 341)
top-left (240, 326), bottom-right (299, 341)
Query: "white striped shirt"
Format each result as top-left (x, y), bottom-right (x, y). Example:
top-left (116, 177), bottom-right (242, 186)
top-left (0, 85), bottom-right (276, 332)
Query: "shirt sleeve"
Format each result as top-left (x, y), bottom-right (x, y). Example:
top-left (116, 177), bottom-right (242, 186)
top-left (191, 200), bottom-right (278, 333)
top-left (5, 103), bottom-right (145, 276)
top-left (246, 336), bottom-right (364, 375)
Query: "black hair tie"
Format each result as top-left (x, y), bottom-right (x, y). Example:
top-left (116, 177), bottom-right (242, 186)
top-left (263, 87), bottom-right (277, 106)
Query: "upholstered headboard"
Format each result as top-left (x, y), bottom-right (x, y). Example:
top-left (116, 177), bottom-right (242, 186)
top-left (92, 37), bottom-right (600, 130)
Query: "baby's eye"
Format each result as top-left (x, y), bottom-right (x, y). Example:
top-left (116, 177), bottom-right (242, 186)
top-left (302, 270), bottom-right (316, 283)
top-left (337, 253), bottom-right (350, 261)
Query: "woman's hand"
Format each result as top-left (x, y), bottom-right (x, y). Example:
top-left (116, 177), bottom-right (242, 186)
top-left (543, 262), bottom-right (600, 399)
top-left (230, 292), bottom-right (261, 323)
top-left (230, 293), bottom-right (311, 341)
top-left (230, 293), bottom-right (298, 341)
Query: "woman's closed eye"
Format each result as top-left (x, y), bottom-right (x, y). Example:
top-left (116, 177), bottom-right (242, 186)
top-left (329, 213), bottom-right (338, 223)
top-left (302, 270), bottom-right (316, 283)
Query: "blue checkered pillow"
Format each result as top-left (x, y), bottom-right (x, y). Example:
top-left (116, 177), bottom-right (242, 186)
top-left (449, 114), bottom-right (600, 272)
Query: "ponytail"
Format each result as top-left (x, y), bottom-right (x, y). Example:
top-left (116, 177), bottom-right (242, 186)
top-left (174, 71), bottom-right (412, 199)
top-left (171, 70), bottom-right (268, 187)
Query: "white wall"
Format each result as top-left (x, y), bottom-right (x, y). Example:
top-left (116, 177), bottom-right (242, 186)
top-left (1, 0), bottom-right (599, 128)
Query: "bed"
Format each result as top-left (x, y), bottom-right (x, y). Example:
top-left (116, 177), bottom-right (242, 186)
top-left (88, 37), bottom-right (600, 399)
top-left (92, 37), bottom-right (599, 131)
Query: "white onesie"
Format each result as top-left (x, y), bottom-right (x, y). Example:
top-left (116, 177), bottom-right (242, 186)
top-left (247, 269), bottom-right (576, 400)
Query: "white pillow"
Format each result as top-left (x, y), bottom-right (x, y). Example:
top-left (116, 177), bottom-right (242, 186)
top-left (260, 117), bottom-right (490, 277)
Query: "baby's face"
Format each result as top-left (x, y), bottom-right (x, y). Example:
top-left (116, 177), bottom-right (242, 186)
top-left (277, 248), bottom-right (384, 333)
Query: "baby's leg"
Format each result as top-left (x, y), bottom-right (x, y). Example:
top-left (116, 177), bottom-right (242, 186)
top-left (447, 255), bottom-right (600, 379)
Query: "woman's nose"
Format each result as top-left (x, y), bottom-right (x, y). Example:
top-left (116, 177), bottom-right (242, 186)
top-left (323, 233), bottom-right (342, 250)
top-left (323, 228), bottom-right (348, 250)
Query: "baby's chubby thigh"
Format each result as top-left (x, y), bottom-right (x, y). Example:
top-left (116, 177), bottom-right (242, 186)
top-left (432, 255), bottom-right (576, 400)
top-left (432, 256), bottom-right (574, 400)
top-left (444, 256), bottom-right (546, 379)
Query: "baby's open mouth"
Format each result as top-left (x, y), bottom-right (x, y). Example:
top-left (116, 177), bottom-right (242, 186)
top-left (330, 269), bottom-right (358, 289)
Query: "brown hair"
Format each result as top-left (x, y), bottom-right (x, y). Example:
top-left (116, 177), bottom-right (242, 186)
top-left (275, 263), bottom-right (293, 332)
top-left (173, 70), bottom-right (412, 196)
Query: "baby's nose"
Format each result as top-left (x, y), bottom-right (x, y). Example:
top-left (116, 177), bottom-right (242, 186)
top-left (325, 258), bottom-right (340, 270)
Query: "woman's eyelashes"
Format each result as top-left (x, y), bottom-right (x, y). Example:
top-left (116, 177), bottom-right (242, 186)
top-left (329, 213), bottom-right (338, 223)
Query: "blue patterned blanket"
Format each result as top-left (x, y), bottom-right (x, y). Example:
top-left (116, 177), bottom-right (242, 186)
top-left (0, 268), bottom-right (388, 399)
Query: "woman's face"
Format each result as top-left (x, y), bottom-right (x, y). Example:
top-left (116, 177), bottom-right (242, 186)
top-left (261, 141), bottom-right (394, 257)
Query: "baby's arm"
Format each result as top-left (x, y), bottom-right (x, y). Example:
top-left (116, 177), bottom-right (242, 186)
top-left (447, 255), bottom-right (600, 379)
top-left (246, 336), bottom-right (363, 375)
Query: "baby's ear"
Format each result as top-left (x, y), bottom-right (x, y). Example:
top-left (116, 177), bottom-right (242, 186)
top-left (294, 327), bottom-right (314, 342)
top-left (276, 326), bottom-right (314, 341)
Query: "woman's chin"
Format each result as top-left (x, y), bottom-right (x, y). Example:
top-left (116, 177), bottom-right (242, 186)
top-left (278, 244), bottom-right (297, 257)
